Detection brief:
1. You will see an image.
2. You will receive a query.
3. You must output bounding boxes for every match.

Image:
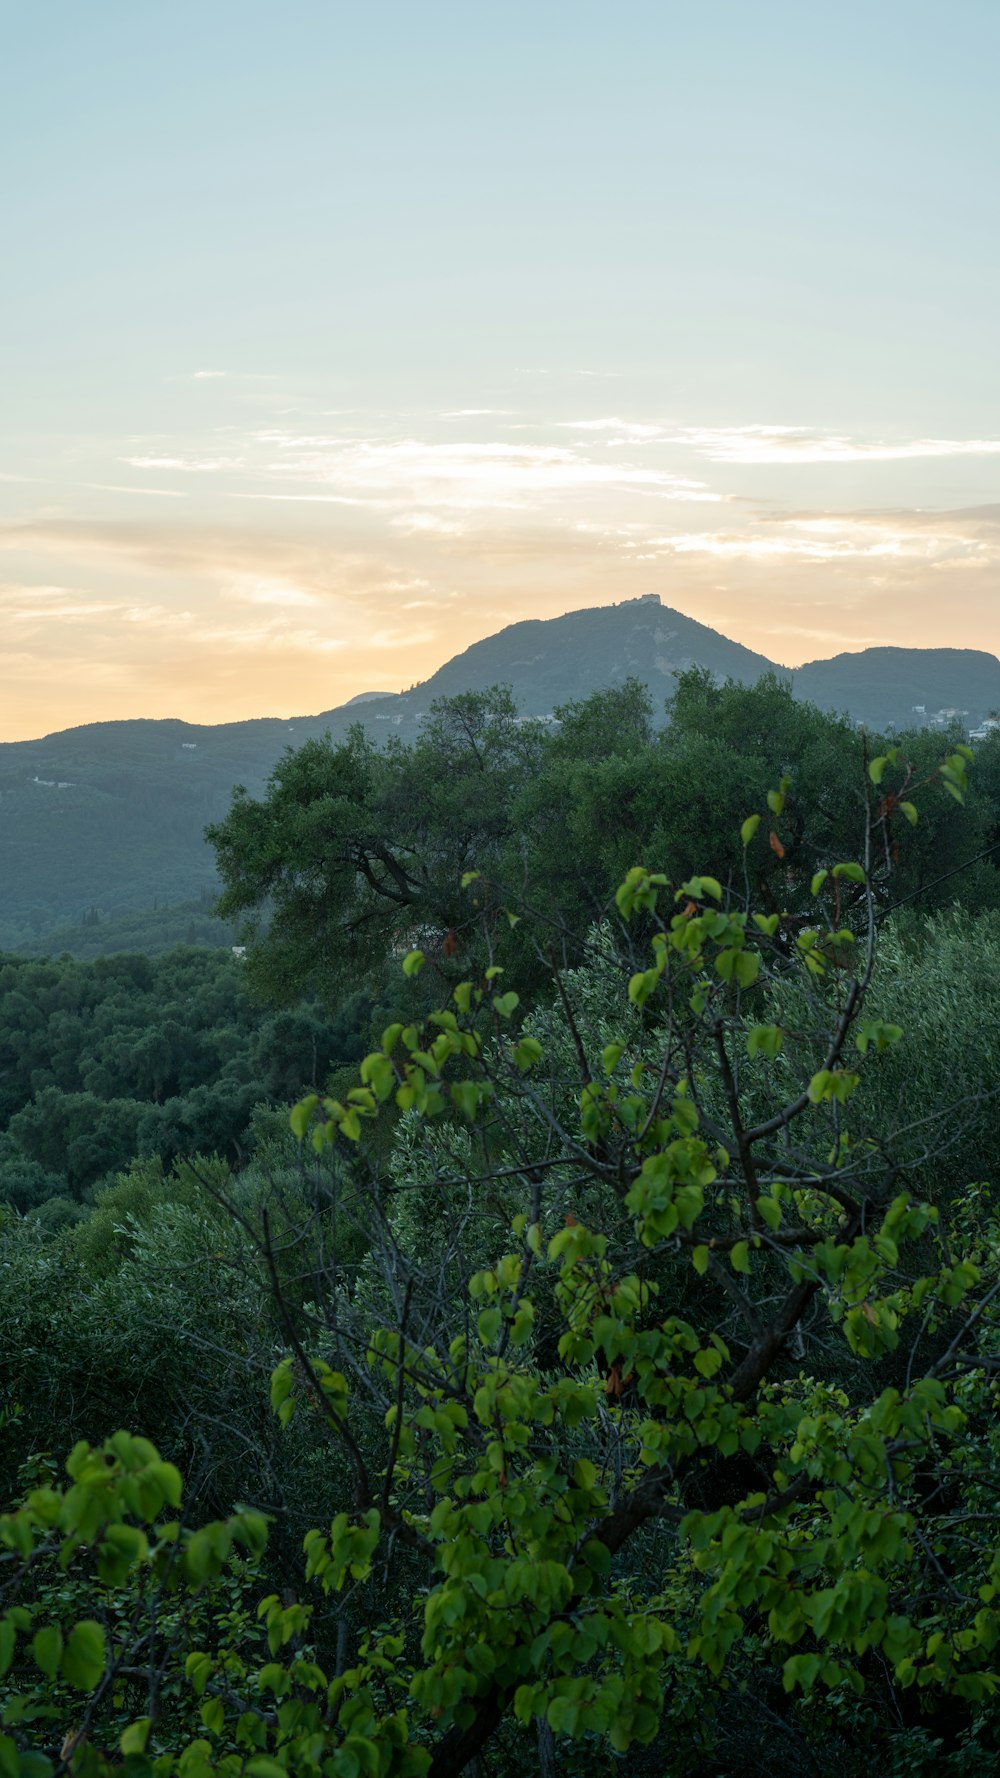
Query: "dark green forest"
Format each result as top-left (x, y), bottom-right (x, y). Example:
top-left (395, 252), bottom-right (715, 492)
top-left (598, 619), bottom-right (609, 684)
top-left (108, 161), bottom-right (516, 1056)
top-left (4, 673), bottom-right (1000, 1777)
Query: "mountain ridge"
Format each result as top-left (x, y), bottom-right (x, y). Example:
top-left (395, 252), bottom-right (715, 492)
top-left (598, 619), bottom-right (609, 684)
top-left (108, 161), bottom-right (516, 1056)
top-left (3, 594), bottom-right (999, 939)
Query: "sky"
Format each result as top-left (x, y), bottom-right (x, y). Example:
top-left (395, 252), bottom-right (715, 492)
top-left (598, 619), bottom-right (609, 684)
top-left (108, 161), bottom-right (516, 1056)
top-left (2, 0), bottom-right (999, 741)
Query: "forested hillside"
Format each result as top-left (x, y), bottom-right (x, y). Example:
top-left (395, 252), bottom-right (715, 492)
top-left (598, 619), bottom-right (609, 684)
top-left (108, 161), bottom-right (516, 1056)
top-left (4, 676), bottom-right (1000, 1775)
top-left (5, 598), bottom-right (1000, 944)
top-left (0, 895), bottom-right (238, 961)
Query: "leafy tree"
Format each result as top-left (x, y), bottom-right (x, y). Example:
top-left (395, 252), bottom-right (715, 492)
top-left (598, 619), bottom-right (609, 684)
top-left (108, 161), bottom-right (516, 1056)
top-left (207, 690), bottom-right (546, 1007)
top-left (7, 741), bottom-right (1000, 1773)
top-left (208, 678), bottom-right (1000, 1019)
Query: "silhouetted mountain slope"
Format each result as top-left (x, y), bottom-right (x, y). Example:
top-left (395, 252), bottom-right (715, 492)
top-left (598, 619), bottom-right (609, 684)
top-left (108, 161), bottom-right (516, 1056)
top-left (403, 597), bottom-right (777, 713)
top-left (793, 647), bottom-right (1000, 730)
top-left (2, 595), bottom-right (997, 937)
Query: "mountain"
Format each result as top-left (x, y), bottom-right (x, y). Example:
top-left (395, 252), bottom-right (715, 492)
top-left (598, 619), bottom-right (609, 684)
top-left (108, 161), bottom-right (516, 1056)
top-left (2, 594), bottom-right (998, 941)
top-left (396, 596), bottom-right (777, 714)
top-left (792, 647), bottom-right (1000, 731)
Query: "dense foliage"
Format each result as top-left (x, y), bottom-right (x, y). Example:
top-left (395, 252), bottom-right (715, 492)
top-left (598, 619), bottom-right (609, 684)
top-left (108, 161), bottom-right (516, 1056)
top-left (0, 948), bottom-right (371, 1215)
top-left (2, 679), bottom-right (1000, 1776)
top-left (209, 675), bottom-right (1000, 1008)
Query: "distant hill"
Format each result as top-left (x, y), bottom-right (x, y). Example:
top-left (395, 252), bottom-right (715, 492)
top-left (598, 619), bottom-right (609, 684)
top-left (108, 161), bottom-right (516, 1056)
top-left (2, 594), bottom-right (998, 939)
top-left (793, 647), bottom-right (1000, 730)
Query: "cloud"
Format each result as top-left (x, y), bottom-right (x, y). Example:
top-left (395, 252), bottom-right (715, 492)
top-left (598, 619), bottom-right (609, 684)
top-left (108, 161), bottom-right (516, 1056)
top-left (555, 417), bottom-right (666, 439)
top-left (635, 511), bottom-right (1000, 566)
top-left (669, 426), bottom-right (1000, 465)
top-left (123, 455), bottom-right (247, 472)
top-left (81, 482), bottom-right (187, 498)
top-left (252, 434), bottom-right (722, 509)
top-left (193, 369), bottom-right (227, 379)
top-left (222, 576), bottom-right (321, 608)
top-left (544, 420), bottom-right (1000, 464)
top-left (226, 492), bottom-right (372, 507)
top-left (390, 512), bottom-right (466, 536)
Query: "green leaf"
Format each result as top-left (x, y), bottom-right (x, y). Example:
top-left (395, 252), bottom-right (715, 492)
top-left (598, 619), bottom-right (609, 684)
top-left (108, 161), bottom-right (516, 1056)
top-left (402, 949), bottom-right (425, 978)
top-left (514, 1036), bottom-right (543, 1072)
top-left (679, 875), bottom-right (722, 903)
top-left (31, 1625), bottom-right (62, 1678)
top-left (832, 861), bottom-right (865, 883)
top-left (730, 1242), bottom-right (751, 1274)
top-left (747, 1024), bottom-right (783, 1059)
top-left (460, 870), bottom-right (481, 887)
top-left (740, 814), bottom-right (761, 847)
top-left (869, 756), bottom-right (887, 784)
top-left (360, 1052), bottom-right (396, 1101)
top-left (289, 1094), bottom-right (318, 1140)
top-left (692, 1245), bottom-right (710, 1276)
top-left (808, 1068), bottom-right (860, 1104)
top-left (201, 1696), bottom-right (225, 1735)
top-left (451, 1080), bottom-right (485, 1121)
top-left (899, 800), bottom-right (918, 826)
top-left (717, 948), bottom-right (760, 989)
top-left (810, 869), bottom-right (828, 896)
top-left (62, 1620), bottom-right (106, 1692)
top-left (121, 1720), bottom-right (152, 1755)
top-left (628, 967), bottom-right (660, 1008)
top-left (856, 1020), bottom-right (904, 1055)
top-left (752, 913), bottom-right (780, 937)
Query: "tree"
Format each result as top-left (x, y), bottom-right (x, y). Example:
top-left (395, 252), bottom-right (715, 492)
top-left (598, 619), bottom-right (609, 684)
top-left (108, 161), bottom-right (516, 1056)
top-left (207, 690), bottom-right (546, 1008)
top-left (6, 740), bottom-right (1000, 1774)
top-left (208, 678), bottom-right (1000, 1023)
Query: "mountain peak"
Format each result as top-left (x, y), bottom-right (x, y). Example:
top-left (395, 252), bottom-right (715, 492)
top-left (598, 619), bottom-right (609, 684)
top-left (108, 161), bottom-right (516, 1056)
top-left (2, 596), bottom-right (999, 934)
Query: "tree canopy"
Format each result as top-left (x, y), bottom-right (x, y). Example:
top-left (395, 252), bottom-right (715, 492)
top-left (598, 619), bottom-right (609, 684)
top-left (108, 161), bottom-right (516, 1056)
top-left (4, 713), bottom-right (1000, 1775)
top-left (208, 676), bottom-right (1000, 1010)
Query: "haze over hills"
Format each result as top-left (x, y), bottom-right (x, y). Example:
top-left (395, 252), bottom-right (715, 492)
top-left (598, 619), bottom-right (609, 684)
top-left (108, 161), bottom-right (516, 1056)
top-left (3, 593), bottom-right (1000, 944)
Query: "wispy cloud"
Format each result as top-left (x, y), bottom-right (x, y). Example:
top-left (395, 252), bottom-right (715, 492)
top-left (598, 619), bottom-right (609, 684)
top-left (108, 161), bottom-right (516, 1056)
top-left (124, 455), bottom-right (247, 472)
top-left (249, 434), bottom-right (722, 509)
top-left (635, 513), bottom-right (1000, 565)
top-left (221, 575), bottom-right (321, 609)
top-left (669, 426), bottom-right (1000, 465)
top-left (549, 419), bottom-right (1000, 465)
top-left (556, 417), bottom-right (665, 439)
top-left (81, 482), bottom-right (187, 498)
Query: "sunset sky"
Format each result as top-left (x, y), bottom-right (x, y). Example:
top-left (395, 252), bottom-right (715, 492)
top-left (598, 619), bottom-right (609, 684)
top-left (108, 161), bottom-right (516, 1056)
top-left (3, 0), bottom-right (999, 741)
